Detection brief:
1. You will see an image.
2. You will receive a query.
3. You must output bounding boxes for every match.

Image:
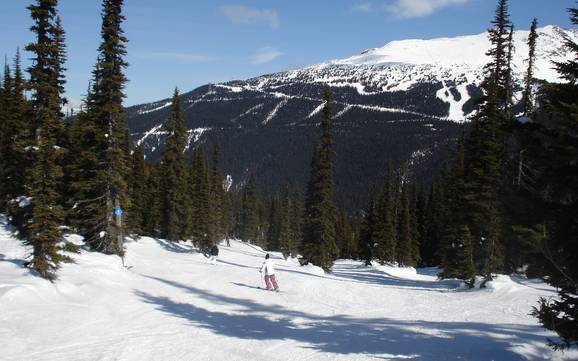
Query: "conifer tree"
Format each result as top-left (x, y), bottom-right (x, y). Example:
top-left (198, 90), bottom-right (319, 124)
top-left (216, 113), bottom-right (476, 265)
top-left (209, 134), bottom-right (224, 242)
top-left (439, 141), bottom-right (470, 278)
top-left (266, 194), bottom-right (281, 251)
top-left (441, 225), bottom-right (476, 287)
top-left (530, 4), bottom-right (578, 350)
top-left (160, 89), bottom-right (190, 241)
top-left (82, 0), bottom-right (129, 255)
top-left (460, 0), bottom-right (513, 286)
top-left (504, 24), bottom-right (515, 113)
top-left (523, 18), bottom-right (539, 116)
top-left (301, 88), bottom-right (339, 271)
top-left (287, 183), bottom-right (303, 257)
top-left (421, 178), bottom-right (444, 266)
top-left (240, 169), bottom-right (259, 243)
top-left (373, 170), bottom-right (397, 264)
top-left (190, 144), bottom-right (211, 249)
top-left (485, 0), bottom-right (513, 111)
top-left (1, 52), bottom-right (30, 211)
top-left (142, 162), bottom-right (161, 236)
top-left (127, 144), bottom-right (147, 235)
top-left (278, 186), bottom-right (293, 259)
top-left (396, 182), bottom-right (419, 267)
top-left (359, 192), bottom-right (376, 266)
top-left (24, 0), bottom-right (67, 280)
top-left (335, 210), bottom-right (358, 260)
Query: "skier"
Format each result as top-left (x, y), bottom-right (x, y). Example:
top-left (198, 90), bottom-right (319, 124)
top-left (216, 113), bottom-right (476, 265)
top-left (207, 244), bottom-right (219, 265)
top-left (259, 254), bottom-right (279, 291)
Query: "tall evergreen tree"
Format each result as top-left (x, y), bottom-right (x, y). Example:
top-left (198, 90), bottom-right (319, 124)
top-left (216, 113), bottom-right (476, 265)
top-left (265, 194), bottom-right (281, 251)
top-left (141, 162), bottom-right (161, 237)
top-left (422, 176), bottom-right (445, 267)
top-left (373, 170), bottom-right (397, 264)
top-left (460, 0), bottom-right (513, 286)
top-left (278, 186), bottom-right (294, 259)
top-left (240, 169), bottom-right (259, 243)
top-left (1, 52), bottom-right (30, 212)
top-left (190, 144), bottom-right (211, 249)
top-left (160, 89), bottom-right (190, 241)
top-left (209, 134), bottom-right (225, 242)
top-left (530, 4), bottom-right (578, 350)
top-left (82, 0), bottom-right (129, 255)
top-left (396, 181), bottom-right (419, 267)
top-left (24, 0), bottom-right (67, 280)
top-left (484, 0), bottom-right (513, 111)
top-left (301, 87), bottom-right (339, 271)
top-left (359, 191), bottom-right (376, 266)
top-left (442, 225), bottom-right (476, 288)
top-left (523, 18), bottom-right (539, 116)
top-left (127, 144), bottom-right (147, 235)
top-left (287, 183), bottom-right (304, 258)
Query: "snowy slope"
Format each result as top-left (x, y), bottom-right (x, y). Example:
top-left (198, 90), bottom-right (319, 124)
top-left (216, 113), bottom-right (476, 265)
top-left (1, 215), bottom-right (576, 361)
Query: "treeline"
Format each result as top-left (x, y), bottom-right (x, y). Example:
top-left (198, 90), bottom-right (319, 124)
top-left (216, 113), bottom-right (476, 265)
top-left (0, 0), bottom-right (132, 279)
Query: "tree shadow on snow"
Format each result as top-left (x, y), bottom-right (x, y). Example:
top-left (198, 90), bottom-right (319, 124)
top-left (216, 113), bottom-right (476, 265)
top-left (153, 238), bottom-right (195, 254)
top-left (332, 268), bottom-right (456, 292)
top-left (136, 276), bottom-right (552, 360)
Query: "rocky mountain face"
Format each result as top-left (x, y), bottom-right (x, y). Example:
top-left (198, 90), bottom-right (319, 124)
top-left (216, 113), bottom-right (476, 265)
top-left (126, 26), bottom-right (577, 210)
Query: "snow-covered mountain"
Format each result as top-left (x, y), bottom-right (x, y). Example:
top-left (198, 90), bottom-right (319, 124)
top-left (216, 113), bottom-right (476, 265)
top-left (126, 26), bottom-right (576, 209)
top-left (2, 216), bottom-right (577, 360)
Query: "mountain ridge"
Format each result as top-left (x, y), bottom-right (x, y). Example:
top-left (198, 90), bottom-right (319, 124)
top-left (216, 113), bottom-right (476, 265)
top-left (126, 26), bottom-right (575, 209)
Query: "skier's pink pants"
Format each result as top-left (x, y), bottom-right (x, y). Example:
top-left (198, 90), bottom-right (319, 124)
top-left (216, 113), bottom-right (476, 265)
top-left (265, 274), bottom-right (279, 290)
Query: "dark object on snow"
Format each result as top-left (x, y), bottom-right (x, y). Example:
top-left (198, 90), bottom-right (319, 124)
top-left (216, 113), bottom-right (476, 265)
top-left (298, 257), bottom-right (309, 266)
top-left (265, 253), bottom-right (270, 259)
top-left (210, 245), bottom-right (219, 256)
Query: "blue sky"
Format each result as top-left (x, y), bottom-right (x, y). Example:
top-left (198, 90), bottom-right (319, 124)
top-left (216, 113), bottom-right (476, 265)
top-left (0, 0), bottom-right (574, 106)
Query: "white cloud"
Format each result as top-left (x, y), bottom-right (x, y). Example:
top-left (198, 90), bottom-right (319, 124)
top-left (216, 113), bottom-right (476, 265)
top-left (142, 52), bottom-right (212, 62)
top-left (386, 0), bottom-right (469, 18)
top-left (352, 2), bottom-right (373, 12)
top-left (252, 47), bottom-right (283, 65)
top-left (221, 5), bottom-right (279, 29)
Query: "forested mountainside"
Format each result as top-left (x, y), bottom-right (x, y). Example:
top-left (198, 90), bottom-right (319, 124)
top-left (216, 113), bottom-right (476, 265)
top-left (126, 25), bottom-right (576, 210)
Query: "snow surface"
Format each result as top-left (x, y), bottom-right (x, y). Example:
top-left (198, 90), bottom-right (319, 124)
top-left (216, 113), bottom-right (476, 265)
top-left (1, 215), bottom-right (576, 361)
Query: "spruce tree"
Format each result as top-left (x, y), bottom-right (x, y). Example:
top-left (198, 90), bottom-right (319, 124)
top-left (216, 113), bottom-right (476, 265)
top-left (373, 170), bottom-right (396, 264)
top-left (190, 144), bottom-right (211, 250)
top-left (209, 134), bottom-right (224, 242)
top-left (359, 192), bottom-right (376, 266)
top-left (484, 0), bottom-right (513, 111)
top-left (530, 4), bottom-right (578, 350)
top-left (240, 169), bottom-right (259, 243)
top-left (523, 18), bottom-right (539, 116)
top-left (278, 186), bottom-right (293, 259)
top-left (423, 170), bottom-right (450, 267)
top-left (142, 162), bottom-right (161, 236)
top-left (396, 182), bottom-right (419, 267)
top-left (301, 87), bottom-right (339, 271)
top-left (266, 194), bottom-right (281, 251)
top-left (24, 0), bottom-right (67, 280)
top-left (160, 88), bottom-right (190, 241)
top-left (460, 0), bottom-right (513, 286)
top-left (127, 144), bottom-right (147, 235)
top-left (82, 0), bottom-right (129, 255)
top-left (441, 225), bottom-right (476, 288)
top-left (287, 183), bottom-right (303, 258)
top-left (1, 52), bottom-right (30, 212)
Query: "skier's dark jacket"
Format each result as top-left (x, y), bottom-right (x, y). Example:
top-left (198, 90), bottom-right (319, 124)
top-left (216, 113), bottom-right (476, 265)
top-left (210, 245), bottom-right (219, 256)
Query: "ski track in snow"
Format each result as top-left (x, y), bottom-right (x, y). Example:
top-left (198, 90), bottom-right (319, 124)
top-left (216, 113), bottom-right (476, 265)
top-left (0, 215), bottom-right (576, 361)
top-left (262, 99), bottom-right (288, 125)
